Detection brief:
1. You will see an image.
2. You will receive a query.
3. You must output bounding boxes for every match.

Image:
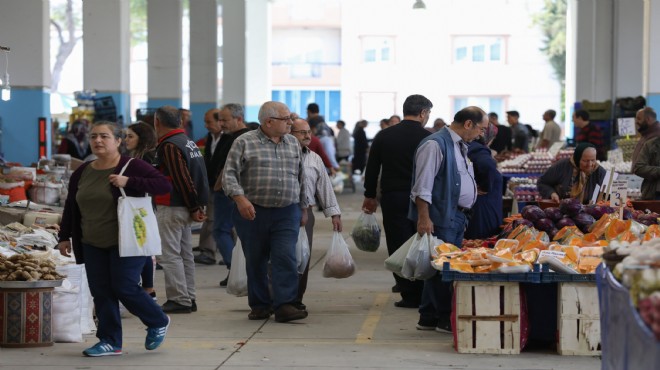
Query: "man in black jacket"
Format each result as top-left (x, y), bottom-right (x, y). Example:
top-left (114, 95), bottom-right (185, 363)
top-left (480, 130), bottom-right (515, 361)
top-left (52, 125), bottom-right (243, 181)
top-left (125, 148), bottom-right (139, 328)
top-left (488, 112), bottom-right (512, 153)
top-left (195, 108), bottom-right (227, 265)
top-left (362, 94), bottom-right (432, 309)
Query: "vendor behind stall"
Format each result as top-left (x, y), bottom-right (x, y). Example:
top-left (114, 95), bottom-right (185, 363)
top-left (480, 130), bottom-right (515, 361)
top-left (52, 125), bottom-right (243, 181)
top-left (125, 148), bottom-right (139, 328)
top-left (537, 142), bottom-right (606, 204)
top-left (465, 122), bottom-right (503, 240)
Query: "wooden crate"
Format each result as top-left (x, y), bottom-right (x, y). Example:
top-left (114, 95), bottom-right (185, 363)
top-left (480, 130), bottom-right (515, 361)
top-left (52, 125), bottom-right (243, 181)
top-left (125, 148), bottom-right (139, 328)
top-left (557, 282), bottom-right (601, 355)
top-left (455, 281), bottom-right (521, 354)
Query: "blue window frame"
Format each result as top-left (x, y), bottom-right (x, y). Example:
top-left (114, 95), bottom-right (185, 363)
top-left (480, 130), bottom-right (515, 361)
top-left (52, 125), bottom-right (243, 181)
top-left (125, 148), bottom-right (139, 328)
top-left (272, 90), bottom-right (341, 122)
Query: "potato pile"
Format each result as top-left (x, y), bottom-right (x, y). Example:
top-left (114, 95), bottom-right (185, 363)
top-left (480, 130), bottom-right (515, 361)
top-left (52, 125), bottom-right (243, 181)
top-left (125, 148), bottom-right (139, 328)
top-left (0, 254), bottom-right (65, 281)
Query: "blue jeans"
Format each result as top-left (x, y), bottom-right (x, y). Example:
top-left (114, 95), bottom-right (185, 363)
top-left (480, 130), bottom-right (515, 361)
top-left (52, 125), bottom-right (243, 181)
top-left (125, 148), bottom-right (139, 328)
top-left (233, 203), bottom-right (301, 311)
top-left (213, 191), bottom-right (236, 269)
top-left (418, 211), bottom-right (468, 323)
top-left (83, 243), bottom-right (168, 348)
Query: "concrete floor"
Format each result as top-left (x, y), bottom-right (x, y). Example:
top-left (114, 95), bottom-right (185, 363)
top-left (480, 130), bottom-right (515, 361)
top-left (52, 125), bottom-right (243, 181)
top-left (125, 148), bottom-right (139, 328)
top-left (0, 184), bottom-right (601, 369)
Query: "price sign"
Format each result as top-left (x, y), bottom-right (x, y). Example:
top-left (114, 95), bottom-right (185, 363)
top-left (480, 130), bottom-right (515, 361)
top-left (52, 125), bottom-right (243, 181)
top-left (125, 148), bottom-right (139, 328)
top-left (608, 148), bottom-right (624, 164)
top-left (617, 118), bottom-right (636, 136)
top-left (539, 250), bottom-right (566, 260)
top-left (610, 180), bottom-right (628, 207)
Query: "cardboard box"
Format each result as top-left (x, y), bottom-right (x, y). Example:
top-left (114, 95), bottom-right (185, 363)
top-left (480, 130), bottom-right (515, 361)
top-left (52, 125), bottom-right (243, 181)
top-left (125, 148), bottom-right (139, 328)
top-left (23, 211), bottom-right (61, 227)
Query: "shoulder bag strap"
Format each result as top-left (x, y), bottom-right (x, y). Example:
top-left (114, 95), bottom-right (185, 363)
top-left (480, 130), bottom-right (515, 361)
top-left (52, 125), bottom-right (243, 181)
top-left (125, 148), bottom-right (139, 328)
top-left (117, 158), bottom-right (134, 198)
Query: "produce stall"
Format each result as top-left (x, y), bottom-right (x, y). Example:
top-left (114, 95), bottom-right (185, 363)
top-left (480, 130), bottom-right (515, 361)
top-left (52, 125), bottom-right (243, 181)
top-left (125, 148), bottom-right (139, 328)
top-left (426, 195), bottom-right (660, 356)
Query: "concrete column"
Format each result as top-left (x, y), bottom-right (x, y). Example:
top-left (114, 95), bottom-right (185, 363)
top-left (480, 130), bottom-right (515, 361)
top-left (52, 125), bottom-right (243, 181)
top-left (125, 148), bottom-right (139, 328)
top-left (614, 0), bottom-right (644, 98)
top-left (0, 0), bottom-right (50, 164)
top-left (147, 0), bottom-right (183, 109)
top-left (644, 0), bottom-right (660, 111)
top-left (221, 0), bottom-right (271, 122)
top-left (189, 0), bottom-right (218, 141)
top-left (83, 0), bottom-right (131, 123)
top-left (571, 0), bottom-right (614, 103)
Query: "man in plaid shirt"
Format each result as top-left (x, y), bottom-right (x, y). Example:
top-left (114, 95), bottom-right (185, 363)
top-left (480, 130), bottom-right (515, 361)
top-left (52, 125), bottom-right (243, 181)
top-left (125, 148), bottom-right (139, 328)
top-left (222, 101), bottom-right (309, 323)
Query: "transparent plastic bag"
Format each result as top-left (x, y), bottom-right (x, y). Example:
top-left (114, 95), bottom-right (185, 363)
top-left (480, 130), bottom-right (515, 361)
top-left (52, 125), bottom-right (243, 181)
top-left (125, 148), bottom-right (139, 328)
top-left (351, 212), bottom-right (381, 252)
top-left (296, 226), bottom-right (310, 274)
top-left (227, 239), bottom-right (248, 297)
top-left (323, 232), bottom-right (356, 278)
top-left (384, 234), bottom-right (416, 277)
top-left (401, 233), bottom-right (435, 281)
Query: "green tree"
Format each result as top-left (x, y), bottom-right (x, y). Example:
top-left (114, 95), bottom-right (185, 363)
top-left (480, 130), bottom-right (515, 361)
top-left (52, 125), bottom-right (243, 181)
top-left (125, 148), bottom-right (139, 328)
top-left (533, 0), bottom-right (567, 118)
top-left (50, 0), bottom-right (81, 93)
top-left (131, 0), bottom-right (147, 47)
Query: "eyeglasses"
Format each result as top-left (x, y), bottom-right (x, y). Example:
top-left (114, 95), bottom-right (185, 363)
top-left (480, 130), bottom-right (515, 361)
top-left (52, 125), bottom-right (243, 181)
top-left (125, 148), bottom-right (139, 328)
top-left (471, 122), bottom-right (487, 133)
top-left (270, 116), bottom-right (293, 122)
top-left (291, 129), bottom-right (312, 135)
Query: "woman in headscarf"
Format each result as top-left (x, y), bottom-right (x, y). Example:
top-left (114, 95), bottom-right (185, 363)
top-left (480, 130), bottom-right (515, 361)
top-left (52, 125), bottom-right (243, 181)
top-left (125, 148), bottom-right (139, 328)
top-left (465, 122), bottom-right (503, 240)
top-left (58, 119), bottom-right (93, 160)
top-left (537, 142), bottom-right (606, 204)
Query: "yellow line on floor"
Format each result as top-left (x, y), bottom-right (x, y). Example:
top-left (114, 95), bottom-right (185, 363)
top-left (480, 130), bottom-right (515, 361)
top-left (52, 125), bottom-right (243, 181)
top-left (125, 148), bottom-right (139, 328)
top-left (355, 293), bottom-right (390, 344)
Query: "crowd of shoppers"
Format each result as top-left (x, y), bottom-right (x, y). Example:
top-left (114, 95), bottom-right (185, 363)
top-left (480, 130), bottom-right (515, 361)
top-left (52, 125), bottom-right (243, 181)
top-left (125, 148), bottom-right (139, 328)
top-left (64, 94), bottom-right (645, 357)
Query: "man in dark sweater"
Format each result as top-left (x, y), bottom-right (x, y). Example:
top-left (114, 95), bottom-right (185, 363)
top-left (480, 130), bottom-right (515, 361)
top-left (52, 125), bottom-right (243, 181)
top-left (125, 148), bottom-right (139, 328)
top-left (362, 94), bottom-right (432, 308)
top-left (488, 112), bottom-right (512, 153)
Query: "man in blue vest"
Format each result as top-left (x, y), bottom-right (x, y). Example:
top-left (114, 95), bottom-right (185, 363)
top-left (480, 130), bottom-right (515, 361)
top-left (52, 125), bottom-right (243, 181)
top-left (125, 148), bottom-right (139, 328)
top-left (409, 106), bottom-right (488, 332)
top-left (153, 106), bottom-right (209, 314)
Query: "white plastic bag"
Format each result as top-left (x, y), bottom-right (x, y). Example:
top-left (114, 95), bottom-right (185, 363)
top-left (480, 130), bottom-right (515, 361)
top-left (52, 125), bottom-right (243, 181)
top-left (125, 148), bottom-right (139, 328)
top-left (384, 234), bottom-right (416, 277)
top-left (55, 260), bottom-right (95, 335)
top-left (296, 226), bottom-right (310, 274)
top-left (53, 264), bottom-right (96, 342)
top-left (401, 233), bottom-right (435, 281)
top-left (323, 232), bottom-right (356, 279)
top-left (52, 278), bottom-right (82, 342)
top-left (227, 239), bottom-right (248, 297)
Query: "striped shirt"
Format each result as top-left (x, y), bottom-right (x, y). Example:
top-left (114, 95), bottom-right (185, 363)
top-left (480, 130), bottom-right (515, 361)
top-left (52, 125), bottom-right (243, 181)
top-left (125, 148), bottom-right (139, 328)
top-left (302, 147), bottom-right (341, 217)
top-left (575, 123), bottom-right (606, 161)
top-left (223, 128), bottom-right (308, 208)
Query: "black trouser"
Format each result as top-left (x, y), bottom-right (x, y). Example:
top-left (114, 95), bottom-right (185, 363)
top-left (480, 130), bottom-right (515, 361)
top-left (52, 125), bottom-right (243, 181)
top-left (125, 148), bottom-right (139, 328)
top-left (380, 191), bottom-right (424, 304)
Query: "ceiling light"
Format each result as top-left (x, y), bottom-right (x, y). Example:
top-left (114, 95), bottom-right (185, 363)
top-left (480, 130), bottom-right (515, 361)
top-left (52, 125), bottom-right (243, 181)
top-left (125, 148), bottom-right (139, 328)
top-left (413, 0), bottom-right (426, 9)
top-left (0, 46), bottom-right (10, 102)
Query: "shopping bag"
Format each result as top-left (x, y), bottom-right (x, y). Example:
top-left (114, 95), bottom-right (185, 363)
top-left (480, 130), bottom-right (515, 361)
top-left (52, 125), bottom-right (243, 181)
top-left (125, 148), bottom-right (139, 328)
top-left (401, 233), bottom-right (435, 281)
top-left (384, 234), bottom-right (416, 277)
top-left (117, 159), bottom-right (161, 257)
top-left (296, 226), bottom-right (310, 274)
top-left (351, 212), bottom-right (381, 252)
top-left (227, 239), bottom-right (248, 297)
top-left (323, 231), bottom-right (356, 279)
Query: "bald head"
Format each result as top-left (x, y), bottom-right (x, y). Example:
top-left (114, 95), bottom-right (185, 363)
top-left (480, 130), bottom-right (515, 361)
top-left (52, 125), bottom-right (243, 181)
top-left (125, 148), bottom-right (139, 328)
top-left (258, 101), bottom-right (292, 140)
top-left (451, 106), bottom-right (489, 143)
top-left (204, 108), bottom-right (222, 135)
top-left (291, 118), bottom-right (312, 147)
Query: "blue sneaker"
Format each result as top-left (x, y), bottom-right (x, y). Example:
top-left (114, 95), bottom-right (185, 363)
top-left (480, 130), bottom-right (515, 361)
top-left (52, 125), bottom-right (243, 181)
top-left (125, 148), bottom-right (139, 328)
top-left (82, 341), bottom-right (122, 357)
top-left (145, 315), bottom-right (170, 350)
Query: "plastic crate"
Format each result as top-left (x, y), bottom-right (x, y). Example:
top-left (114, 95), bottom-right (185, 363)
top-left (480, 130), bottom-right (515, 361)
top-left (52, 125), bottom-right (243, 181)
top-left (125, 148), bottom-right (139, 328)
top-left (540, 264), bottom-right (596, 283)
top-left (441, 262), bottom-right (541, 283)
top-left (597, 264), bottom-right (660, 370)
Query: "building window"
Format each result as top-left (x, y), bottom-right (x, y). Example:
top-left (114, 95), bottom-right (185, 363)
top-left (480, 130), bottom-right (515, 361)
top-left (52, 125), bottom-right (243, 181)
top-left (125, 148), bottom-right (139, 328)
top-left (361, 36), bottom-right (395, 63)
top-left (272, 89), bottom-right (341, 122)
top-left (452, 96), bottom-right (507, 118)
top-left (452, 36), bottom-right (506, 64)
